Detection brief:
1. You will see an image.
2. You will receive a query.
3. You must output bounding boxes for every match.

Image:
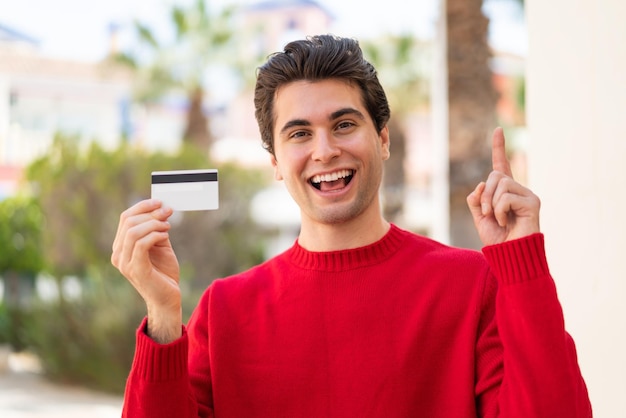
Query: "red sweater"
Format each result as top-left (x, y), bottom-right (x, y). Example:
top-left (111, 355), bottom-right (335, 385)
top-left (122, 225), bottom-right (591, 417)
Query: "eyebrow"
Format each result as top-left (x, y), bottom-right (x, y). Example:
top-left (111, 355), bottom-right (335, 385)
top-left (330, 107), bottom-right (366, 121)
top-left (279, 119), bottom-right (310, 136)
top-left (278, 107), bottom-right (366, 136)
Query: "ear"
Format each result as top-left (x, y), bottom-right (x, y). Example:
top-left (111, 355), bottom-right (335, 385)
top-left (271, 154), bottom-right (283, 181)
top-left (380, 125), bottom-right (390, 161)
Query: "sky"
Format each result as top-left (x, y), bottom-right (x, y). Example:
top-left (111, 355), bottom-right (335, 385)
top-left (0, 0), bottom-right (526, 63)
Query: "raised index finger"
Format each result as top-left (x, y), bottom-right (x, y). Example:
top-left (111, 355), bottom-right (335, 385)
top-left (491, 127), bottom-right (513, 177)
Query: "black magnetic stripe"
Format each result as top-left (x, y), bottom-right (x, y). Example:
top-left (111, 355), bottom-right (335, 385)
top-left (152, 172), bottom-right (218, 184)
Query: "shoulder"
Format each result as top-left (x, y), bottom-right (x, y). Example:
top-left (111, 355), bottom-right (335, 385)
top-left (388, 225), bottom-right (493, 298)
top-left (205, 248), bottom-right (291, 299)
top-left (389, 226), bottom-right (497, 313)
top-left (395, 225), bottom-right (487, 268)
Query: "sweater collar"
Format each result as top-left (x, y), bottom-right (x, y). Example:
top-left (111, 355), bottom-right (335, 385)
top-left (286, 224), bottom-right (407, 272)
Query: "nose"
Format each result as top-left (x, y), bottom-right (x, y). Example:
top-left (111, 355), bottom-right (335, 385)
top-left (311, 131), bottom-right (341, 163)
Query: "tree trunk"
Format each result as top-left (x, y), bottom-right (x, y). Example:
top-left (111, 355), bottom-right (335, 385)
top-left (446, 0), bottom-right (498, 249)
top-left (383, 117), bottom-right (406, 224)
top-left (183, 87), bottom-right (212, 154)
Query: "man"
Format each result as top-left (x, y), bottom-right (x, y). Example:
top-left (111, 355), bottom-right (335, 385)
top-left (111, 35), bottom-right (591, 417)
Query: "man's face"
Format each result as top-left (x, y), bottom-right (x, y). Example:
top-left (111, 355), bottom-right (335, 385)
top-left (271, 79), bottom-right (390, 228)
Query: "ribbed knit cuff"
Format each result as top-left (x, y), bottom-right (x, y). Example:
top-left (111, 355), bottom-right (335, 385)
top-left (133, 317), bottom-right (189, 382)
top-left (482, 233), bottom-right (550, 285)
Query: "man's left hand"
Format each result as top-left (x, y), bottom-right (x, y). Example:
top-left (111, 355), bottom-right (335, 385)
top-left (466, 127), bottom-right (541, 246)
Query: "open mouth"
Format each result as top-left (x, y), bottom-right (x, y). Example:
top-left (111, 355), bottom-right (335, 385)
top-left (309, 169), bottom-right (354, 192)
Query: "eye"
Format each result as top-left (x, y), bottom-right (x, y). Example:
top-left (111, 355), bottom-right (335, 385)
top-left (337, 121), bottom-right (355, 130)
top-left (288, 130), bottom-right (310, 141)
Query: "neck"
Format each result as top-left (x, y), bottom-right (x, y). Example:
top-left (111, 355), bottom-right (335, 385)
top-left (297, 213), bottom-right (391, 252)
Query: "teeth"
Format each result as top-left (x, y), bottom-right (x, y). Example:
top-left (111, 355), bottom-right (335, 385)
top-left (311, 170), bottom-right (353, 184)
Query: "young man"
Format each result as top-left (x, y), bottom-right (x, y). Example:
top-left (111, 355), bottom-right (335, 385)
top-left (111, 35), bottom-right (591, 417)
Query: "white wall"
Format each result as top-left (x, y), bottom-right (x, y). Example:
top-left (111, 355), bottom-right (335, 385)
top-left (526, 1), bottom-right (626, 416)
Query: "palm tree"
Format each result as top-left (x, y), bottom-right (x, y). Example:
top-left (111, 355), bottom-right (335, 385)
top-left (111, 0), bottom-right (238, 153)
top-left (445, 0), bottom-right (524, 249)
top-left (362, 34), bottom-right (430, 225)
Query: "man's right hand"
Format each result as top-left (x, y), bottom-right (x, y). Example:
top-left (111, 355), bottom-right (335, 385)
top-left (111, 199), bottom-right (183, 344)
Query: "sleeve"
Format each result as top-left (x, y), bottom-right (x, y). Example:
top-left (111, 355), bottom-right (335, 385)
top-left (121, 311), bottom-right (215, 418)
top-left (475, 233), bottom-right (592, 418)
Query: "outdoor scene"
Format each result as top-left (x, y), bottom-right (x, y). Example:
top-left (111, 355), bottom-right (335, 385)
top-left (0, 0), bottom-right (528, 415)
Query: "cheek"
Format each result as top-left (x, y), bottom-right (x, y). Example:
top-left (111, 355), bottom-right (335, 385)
top-left (273, 148), bottom-right (310, 182)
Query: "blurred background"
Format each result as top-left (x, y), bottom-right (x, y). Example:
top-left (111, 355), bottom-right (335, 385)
top-left (0, 0), bottom-right (624, 416)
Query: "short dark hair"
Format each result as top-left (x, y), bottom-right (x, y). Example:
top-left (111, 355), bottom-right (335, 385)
top-left (254, 34), bottom-right (391, 155)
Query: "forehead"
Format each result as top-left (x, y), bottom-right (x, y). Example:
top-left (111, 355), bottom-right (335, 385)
top-left (273, 79), bottom-right (366, 126)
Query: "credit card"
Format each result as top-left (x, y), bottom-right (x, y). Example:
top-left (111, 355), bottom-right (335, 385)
top-left (151, 169), bottom-right (219, 211)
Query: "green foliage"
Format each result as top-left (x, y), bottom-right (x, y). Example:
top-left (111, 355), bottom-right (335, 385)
top-left (361, 34), bottom-right (431, 113)
top-left (0, 303), bottom-right (9, 344)
top-left (135, 21), bottom-right (159, 49)
top-left (25, 133), bottom-right (269, 283)
top-left (0, 303), bottom-right (33, 351)
top-left (24, 269), bottom-right (145, 393)
top-left (0, 195), bottom-right (44, 274)
top-left (22, 133), bottom-right (271, 392)
top-left (516, 76), bottom-right (526, 111)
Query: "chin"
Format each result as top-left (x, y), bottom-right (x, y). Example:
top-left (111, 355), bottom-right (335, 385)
top-left (311, 203), bottom-right (368, 225)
